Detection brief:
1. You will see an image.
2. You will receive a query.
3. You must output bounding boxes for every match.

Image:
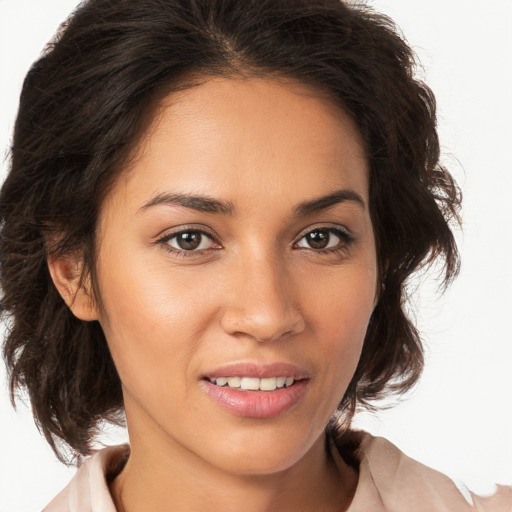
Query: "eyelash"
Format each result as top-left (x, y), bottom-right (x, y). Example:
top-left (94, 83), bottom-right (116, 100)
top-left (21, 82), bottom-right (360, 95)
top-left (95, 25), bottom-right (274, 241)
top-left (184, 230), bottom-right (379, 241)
top-left (156, 225), bottom-right (355, 258)
top-left (156, 227), bottom-right (220, 258)
top-left (293, 226), bottom-right (355, 256)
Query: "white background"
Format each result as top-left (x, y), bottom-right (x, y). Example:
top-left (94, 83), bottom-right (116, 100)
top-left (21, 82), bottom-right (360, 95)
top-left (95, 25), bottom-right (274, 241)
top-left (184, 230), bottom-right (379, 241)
top-left (1, 0), bottom-right (511, 510)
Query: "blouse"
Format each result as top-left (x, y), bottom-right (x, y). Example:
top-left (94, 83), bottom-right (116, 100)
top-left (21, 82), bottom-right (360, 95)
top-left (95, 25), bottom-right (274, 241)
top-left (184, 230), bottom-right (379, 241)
top-left (43, 431), bottom-right (512, 511)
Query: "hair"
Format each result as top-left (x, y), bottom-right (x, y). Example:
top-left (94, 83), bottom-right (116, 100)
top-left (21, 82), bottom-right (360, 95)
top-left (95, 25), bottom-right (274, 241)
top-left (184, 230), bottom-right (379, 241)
top-left (1, 0), bottom-right (460, 463)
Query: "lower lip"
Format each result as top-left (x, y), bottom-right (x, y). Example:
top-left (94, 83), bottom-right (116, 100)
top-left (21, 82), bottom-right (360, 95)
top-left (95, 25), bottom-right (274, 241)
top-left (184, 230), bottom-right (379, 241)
top-left (202, 380), bottom-right (308, 419)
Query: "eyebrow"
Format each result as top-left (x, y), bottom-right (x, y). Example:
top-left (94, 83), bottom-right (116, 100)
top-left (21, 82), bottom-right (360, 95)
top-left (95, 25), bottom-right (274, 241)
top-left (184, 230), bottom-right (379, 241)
top-left (294, 189), bottom-right (366, 216)
top-left (139, 192), bottom-right (234, 215)
top-left (138, 188), bottom-right (365, 216)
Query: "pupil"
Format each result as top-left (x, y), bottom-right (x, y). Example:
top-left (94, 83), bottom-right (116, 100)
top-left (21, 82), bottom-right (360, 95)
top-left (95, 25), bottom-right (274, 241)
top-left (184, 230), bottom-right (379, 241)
top-left (178, 232), bottom-right (201, 250)
top-left (307, 230), bottom-right (329, 249)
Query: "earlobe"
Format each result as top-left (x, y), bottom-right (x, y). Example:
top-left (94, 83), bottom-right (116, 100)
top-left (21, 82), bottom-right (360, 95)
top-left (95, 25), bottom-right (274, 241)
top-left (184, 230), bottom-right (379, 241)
top-left (47, 255), bottom-right (99, 321)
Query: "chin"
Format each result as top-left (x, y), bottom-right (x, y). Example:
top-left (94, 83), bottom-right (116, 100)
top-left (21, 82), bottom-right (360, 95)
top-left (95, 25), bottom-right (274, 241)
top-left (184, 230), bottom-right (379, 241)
top-left (198, 425), bottom-right (324, 476)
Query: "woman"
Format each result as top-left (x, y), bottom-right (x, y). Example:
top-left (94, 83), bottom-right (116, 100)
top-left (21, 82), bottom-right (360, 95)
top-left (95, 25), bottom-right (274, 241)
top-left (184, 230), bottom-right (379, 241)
top-left (1, 0), bottom-right (510, 510)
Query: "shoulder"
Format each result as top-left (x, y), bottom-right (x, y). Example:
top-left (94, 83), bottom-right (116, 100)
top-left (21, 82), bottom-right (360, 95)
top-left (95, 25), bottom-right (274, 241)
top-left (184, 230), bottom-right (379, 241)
top-left (43, 444), bottom-right (129, 512)
top-left (337, 430), bottom-right (512, 512)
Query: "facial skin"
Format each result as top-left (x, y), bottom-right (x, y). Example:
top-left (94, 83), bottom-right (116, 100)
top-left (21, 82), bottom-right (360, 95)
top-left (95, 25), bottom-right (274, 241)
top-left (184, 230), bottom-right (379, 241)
top-left (51, 76), bottom-right (378, 511)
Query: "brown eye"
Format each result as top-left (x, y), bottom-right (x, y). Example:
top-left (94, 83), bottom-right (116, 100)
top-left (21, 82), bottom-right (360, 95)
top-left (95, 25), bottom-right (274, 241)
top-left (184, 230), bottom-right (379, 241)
top-left (295, 227), bottom-right (352, 251)
top-left (304, 230), bottom-right (330, 249)
top-left (166, 231), bottom-right (215, 251)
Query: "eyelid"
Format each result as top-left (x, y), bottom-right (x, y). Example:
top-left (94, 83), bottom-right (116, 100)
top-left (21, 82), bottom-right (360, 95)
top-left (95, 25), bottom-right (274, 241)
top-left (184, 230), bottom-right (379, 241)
top-left (292, 223), bottom-right (353, 244)
top-left (155, 224), bottom-right (219, 242)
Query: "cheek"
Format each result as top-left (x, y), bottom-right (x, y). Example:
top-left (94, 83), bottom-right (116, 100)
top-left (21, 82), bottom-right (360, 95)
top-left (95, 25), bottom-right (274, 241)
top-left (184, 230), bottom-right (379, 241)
top-left (307, 263), bottom-right (376, 384)
top-left (309, 260), bottom-right (376, 334)
top-left (94, 252), bottom-right (215, 399)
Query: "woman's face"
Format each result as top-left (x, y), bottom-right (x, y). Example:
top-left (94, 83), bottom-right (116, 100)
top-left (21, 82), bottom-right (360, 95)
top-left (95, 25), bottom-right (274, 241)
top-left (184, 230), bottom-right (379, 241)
top-left (93, 77), bottom-right (377, 474)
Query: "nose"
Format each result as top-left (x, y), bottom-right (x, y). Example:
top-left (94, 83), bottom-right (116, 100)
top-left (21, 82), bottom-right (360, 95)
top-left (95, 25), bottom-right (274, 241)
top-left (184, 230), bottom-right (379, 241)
top-left (219, 253), bottom-right (306, 343)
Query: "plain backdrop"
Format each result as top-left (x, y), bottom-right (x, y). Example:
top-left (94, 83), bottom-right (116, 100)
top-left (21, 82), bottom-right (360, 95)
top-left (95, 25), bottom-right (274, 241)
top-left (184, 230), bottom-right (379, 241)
top-left (1, 1), bottom-right (511, 510)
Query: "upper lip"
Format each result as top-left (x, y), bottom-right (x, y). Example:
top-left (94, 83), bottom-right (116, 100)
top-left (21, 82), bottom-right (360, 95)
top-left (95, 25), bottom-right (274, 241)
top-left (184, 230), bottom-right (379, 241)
top-left (202, 361), bottom-right (310, 380)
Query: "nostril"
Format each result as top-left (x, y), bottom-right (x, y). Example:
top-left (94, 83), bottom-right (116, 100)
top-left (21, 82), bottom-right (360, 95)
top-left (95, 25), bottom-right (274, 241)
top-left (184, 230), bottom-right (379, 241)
top-left (253, 328), bottom-right (293, 343)
top-left (221, 311), bottom-right (305, 344)
top-left (218, 272), bottom-right (306, 342)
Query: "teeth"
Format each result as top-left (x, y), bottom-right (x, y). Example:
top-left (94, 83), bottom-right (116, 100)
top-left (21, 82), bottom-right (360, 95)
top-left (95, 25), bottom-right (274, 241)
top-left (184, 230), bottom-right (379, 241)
top-left (227, 377), bottom-right (241, 388)
top-left (259, 378), bottom-right (277, 391)
top-left (211, 376), bottom-right (296, 391)
top-left (241, 377), bottom-right (260, 390)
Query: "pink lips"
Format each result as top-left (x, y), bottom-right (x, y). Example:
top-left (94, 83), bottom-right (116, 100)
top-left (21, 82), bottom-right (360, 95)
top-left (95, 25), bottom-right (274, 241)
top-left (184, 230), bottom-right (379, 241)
top-left (203, 362), bottom-right (310, 380)
top-left (201, 362), bottom-right (309, 419)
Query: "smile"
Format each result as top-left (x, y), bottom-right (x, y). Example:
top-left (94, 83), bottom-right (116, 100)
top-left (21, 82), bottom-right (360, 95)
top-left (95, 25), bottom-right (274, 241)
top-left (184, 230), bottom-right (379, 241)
top-left (209, 376), bottom-right (296, 391)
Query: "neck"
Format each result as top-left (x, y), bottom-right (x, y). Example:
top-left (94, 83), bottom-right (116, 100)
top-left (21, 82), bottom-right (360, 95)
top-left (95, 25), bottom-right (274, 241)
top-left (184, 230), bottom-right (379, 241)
top-left (110, 427), bottom-right (358, 512)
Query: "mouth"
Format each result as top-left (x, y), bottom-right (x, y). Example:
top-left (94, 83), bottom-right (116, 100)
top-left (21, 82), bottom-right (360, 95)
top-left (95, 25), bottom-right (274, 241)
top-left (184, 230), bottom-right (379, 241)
top-left (207, 376), bottom-right (297, 391)
top-left (201, 363), bottom-right (309, 418)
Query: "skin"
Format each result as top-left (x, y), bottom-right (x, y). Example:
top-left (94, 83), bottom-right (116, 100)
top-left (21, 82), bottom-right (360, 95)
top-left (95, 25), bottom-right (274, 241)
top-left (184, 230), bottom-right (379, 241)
top-left (50, 76), bottom-right (378, 511)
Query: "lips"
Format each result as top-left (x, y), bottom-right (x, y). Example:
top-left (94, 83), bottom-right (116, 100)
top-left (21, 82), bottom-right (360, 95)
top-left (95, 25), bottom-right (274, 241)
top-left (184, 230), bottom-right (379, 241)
top-left (201, 362), bottom-right (310, 418)
top-left (203, 361), bottom-right (309, 381)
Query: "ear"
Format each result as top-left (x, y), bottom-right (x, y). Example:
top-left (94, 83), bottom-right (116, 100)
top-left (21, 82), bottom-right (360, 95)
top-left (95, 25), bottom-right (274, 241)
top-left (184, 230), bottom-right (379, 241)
top-left (47, 254), bottom-right (99, 321)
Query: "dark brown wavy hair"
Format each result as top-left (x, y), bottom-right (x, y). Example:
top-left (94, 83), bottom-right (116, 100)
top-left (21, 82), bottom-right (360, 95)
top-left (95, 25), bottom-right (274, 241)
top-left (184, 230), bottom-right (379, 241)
top-left (0, 0), bottom-right (461, 463)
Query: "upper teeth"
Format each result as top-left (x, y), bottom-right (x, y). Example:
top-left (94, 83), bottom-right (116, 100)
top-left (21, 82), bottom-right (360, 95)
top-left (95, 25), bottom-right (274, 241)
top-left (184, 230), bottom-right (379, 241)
top-left (211, 376), bottom-right (295, 391)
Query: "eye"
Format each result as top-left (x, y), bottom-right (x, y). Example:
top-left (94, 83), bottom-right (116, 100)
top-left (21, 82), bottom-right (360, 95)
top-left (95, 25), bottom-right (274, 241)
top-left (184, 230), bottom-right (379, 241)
top-left (295, 227), bottom-right (352, 251)
top-left (163, 230), bottom-right (216, 252)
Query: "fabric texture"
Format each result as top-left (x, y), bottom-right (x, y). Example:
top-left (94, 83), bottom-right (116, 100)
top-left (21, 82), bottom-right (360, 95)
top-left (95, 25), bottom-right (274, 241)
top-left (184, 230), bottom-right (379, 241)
top-left (43, 432), bottom-right (512, 511)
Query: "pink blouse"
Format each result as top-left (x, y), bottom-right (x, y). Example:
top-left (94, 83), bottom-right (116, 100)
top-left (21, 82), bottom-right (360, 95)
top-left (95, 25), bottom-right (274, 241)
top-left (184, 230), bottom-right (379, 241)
top-left (43, 433), bottom-right (512, 511)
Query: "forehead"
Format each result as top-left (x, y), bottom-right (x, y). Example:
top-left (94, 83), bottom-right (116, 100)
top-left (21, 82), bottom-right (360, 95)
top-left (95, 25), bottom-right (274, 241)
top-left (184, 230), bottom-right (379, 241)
top-left (110, 76), bottom-right (369, 213)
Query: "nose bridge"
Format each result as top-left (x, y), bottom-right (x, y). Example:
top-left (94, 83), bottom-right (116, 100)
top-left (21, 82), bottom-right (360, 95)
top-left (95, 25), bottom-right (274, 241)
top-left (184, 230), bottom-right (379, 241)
top-left (220, 245), bottom-right (305, 342)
